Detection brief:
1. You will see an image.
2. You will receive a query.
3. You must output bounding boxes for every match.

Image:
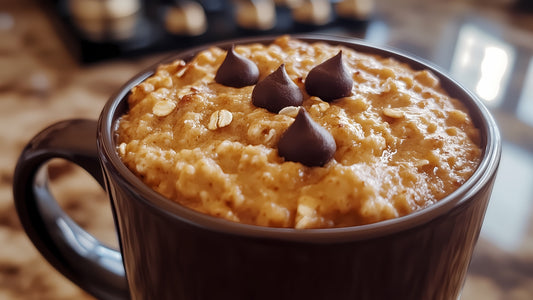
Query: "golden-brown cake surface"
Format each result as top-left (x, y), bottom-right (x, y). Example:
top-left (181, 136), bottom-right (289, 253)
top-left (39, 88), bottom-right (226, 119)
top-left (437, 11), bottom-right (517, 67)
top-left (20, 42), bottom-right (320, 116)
top-left (116, 36), bottom-right (481, 228)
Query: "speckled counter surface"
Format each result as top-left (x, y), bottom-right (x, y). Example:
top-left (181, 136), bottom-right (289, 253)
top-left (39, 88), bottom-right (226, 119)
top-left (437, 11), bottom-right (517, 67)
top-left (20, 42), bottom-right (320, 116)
top-left (0, 2), bottom-right (161, 298)
top-left (1, 0), bottom-right (532, 299)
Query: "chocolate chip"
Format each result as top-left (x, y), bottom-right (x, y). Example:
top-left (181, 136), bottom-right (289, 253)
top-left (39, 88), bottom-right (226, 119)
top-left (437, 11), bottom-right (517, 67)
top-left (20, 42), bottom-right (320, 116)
top-left (278, 108), bottom-right (336, 167)
top-left (215, 45), bottom-right (260, 88)
top-left (252, 64), bottom-right (304, 113)
top-left (304, 51), bottom-right (354, 102)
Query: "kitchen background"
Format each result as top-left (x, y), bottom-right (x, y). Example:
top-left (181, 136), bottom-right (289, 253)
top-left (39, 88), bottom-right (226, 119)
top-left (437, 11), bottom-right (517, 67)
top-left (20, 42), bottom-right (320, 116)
top-left (1, 0), bottom-right (532, 299)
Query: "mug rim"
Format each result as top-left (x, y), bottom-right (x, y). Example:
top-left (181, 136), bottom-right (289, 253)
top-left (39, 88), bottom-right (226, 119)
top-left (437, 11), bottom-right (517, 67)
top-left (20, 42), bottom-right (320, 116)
top-left (98, 34), bottom-right (501, 243)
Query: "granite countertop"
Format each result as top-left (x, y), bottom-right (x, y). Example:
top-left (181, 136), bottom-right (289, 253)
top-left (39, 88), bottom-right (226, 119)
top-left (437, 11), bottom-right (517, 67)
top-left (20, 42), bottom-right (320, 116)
top-left (1, 0), bottom-right (532, 299)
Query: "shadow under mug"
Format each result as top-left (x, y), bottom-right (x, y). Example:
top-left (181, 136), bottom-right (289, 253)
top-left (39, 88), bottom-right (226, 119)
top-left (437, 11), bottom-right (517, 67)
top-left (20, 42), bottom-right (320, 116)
top-left (13, 35), bottom-right (501, 300)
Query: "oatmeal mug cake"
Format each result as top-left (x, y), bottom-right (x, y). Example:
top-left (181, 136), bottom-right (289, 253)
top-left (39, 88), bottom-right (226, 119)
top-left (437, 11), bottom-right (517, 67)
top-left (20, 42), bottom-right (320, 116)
top-left (116, 35), bottom-right (481, 229)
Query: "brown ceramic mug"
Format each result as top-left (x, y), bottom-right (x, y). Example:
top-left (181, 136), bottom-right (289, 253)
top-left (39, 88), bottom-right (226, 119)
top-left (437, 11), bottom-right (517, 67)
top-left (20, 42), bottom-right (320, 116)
top-left (13, 35), bottom-right (501, 300)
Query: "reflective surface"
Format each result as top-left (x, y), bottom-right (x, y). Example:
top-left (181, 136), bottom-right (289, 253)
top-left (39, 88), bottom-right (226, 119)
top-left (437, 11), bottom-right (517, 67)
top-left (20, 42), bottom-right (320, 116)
top-left (363, 1), bottom-right (533, 298)
top-left (1, 0), bottom-right (532, 299)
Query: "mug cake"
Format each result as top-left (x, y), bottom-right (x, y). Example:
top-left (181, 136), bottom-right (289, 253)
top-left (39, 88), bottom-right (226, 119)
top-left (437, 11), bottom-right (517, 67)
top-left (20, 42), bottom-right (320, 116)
top-left (116, 35), bottom-right (481, 229)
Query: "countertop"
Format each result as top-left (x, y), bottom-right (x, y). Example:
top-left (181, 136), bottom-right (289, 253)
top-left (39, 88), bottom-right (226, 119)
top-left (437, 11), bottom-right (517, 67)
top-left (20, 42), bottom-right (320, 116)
top-left (1, 0), bottom-right (532, 299)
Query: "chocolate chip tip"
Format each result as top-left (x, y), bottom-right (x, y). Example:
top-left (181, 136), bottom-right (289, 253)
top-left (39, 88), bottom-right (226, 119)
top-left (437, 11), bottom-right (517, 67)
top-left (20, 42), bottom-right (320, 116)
top-left (304, 51), bottom-right (354, 102)
top-left (215, 45), bottom-right (260, 88)
top-left (278, 108), bottom-right (336, 167)
top-left (252, 64), bottom-right (303, 113)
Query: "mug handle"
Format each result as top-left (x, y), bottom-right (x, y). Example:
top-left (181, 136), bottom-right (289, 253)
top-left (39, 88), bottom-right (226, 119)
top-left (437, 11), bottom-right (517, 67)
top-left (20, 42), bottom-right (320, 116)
top-left (13, 119), bottom-right (129, 300)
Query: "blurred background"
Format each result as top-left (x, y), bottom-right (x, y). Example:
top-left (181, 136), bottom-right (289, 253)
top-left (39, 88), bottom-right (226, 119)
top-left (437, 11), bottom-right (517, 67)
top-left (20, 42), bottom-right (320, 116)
top-left (1, 0), bottom-right (532, 299)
